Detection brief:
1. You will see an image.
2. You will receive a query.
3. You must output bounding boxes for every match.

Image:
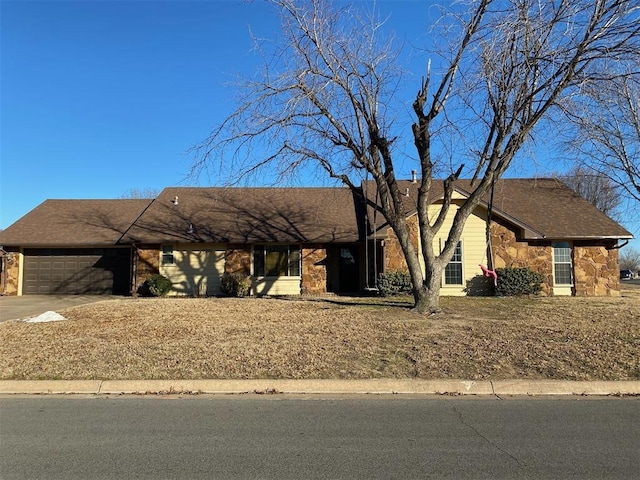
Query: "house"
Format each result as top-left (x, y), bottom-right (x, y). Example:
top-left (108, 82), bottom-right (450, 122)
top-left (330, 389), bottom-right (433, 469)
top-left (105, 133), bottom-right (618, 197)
top-left (0, 179), bottom-right (632, 297)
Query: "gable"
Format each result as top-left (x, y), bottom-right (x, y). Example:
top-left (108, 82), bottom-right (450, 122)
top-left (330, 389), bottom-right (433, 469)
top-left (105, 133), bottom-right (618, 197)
top-left (364, 178), bottom-right (632, 241)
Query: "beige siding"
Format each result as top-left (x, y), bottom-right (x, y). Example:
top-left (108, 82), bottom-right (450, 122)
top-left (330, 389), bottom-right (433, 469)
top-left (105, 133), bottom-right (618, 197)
top-left (160, 244), bottom-right (225, 296)
top-left (253, 276), bottom-right (301, 296)
top-left (427, 201), bottom-right (489, 296)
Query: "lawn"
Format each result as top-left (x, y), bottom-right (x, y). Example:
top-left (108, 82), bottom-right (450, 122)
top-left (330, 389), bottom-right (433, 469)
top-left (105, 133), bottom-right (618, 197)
top-left (1, 285), bottom-right (638, 381)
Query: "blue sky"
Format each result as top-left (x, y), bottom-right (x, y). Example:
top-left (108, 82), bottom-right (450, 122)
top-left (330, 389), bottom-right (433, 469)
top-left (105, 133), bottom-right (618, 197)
top-left (1, 0), bottom-right (637, 248)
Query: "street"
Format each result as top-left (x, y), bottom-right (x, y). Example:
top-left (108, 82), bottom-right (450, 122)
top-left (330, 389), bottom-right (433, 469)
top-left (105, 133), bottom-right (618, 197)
top-left (1, 395), bottom-right (638, 479)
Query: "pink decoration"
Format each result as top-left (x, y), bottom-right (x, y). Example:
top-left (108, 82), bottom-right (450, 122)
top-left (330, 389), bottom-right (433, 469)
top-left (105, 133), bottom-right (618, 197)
top-left (479, 264), bottom-right (498, 286)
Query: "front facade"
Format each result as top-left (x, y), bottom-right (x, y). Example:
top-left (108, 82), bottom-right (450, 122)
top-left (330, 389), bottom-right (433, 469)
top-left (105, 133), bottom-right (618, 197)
top-left (0, 179), bottom-right (632, 297)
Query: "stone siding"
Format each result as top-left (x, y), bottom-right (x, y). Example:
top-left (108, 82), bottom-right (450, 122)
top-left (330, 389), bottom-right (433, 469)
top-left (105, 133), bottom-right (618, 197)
top-left (225, 246), bottom-right (251, 275)
top-left (134, 246), bottom-right (160, 293)
top-left (383, 216), bottom-right (419, 271)
top-left (491, 222), bottom-right (553, 295)
top-left (301, 246), bottom-right (327, 294)
top-left (2, 250), bottom-right (21, 296)
top-left (573, 244), bottom-right (620, 296)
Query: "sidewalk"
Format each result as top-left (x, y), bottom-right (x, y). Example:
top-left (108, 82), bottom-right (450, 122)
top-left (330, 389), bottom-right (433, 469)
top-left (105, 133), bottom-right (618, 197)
top-left (1, 379), bottom-right (639, 396)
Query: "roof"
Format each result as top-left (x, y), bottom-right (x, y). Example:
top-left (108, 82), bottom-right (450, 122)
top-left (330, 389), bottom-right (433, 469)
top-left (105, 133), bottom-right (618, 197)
top-left (364, 178), bottom-right (632, 240)
top-left (1, 179), bottom-right (631, 247)
top-left (0, 199), bottom-right (153, 247)
top-left (123, 187), bottom-right (361, 244)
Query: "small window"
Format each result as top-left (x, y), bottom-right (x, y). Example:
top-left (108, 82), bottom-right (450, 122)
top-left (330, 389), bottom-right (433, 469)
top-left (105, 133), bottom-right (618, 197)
top-left (254, 245), bottom-right (300, 277)
top-left (444, 241), bottom-right (463, 285)
top-left (161, 245), bottom-right (174, 265)
top-left (553, 242), bottom-right (573, 285)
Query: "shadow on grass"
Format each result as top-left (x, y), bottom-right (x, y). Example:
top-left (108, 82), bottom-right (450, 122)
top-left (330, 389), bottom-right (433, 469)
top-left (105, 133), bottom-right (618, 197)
top-left (270, 293), bottom-right (416, 310)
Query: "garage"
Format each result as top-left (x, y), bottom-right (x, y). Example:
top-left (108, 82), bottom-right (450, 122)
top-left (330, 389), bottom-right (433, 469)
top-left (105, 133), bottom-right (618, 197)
top-left (23, 248), bottom-right (131, 295)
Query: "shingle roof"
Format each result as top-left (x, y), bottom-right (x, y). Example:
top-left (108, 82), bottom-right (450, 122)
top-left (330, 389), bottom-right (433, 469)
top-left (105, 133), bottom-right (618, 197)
top-left (459, 178), bottom-right (632, 239)
top-left (123, 187), bottom-right (362, 244)
top-left (2, 179), bottom-right (631, 247)
top-left (0, 199), bottom-right (153, 247)
top-left (363, 178), bottom-right (632, 240)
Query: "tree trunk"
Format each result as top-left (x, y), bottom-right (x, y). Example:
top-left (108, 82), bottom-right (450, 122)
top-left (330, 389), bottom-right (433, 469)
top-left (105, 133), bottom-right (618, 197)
top-left (412, 265), bottom-right (443, 314)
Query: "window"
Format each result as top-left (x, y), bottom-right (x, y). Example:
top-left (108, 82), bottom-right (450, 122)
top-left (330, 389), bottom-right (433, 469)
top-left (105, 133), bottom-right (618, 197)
top-left (254, 245), bottom-right (300, 277)
top-left (444, 241), bottom-right (463, 285)
top-left (161, 245), bottom-right (174, 265)
top-left (553, 242), bottom-right (573, 285)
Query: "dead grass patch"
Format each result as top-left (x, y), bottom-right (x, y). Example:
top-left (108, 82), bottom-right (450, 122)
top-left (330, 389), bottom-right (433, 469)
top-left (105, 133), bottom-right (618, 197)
top-left (1, 288), bottom-right (638, 381)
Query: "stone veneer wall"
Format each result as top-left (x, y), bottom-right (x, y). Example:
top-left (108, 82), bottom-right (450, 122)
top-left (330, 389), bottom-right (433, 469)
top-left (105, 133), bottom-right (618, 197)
top-left (383, 216), bottom-right (419, 271)
top-left (301, 246), bottom-right (327, 294)
top-left (573, 244), bottom-right (620, 297)
top-left (490, 222), bottom-right (553, 295)
top-left (134, 246), bottom-right (160, 294)
top-left (2, 249), bottom-right (21, 296)
top-left (225, 246), bottom-right (251, 275)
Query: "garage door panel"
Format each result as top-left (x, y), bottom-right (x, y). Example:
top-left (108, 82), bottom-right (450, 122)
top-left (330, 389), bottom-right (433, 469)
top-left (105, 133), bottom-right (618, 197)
top-left (23, 248), bottom-right (131, 295)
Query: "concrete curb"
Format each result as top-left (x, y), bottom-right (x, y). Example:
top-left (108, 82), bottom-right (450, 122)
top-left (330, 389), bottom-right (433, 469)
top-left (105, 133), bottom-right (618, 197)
top-left (0, 379), bottom-right (638, 396)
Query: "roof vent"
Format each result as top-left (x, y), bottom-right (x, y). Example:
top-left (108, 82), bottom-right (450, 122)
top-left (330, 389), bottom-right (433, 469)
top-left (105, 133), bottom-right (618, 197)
top-left (186, 223), bottom-right (195, 235)
top-left (405, 187), bottom-right (410, 197)
top-left (411, 170), bottom-right (417, 183)
top-left (171, 196), bottom-right (179, 205)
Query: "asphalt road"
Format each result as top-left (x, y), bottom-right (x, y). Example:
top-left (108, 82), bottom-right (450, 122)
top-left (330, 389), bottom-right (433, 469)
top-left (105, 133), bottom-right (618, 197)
top-left (1, 395), bottom-right (638, 479)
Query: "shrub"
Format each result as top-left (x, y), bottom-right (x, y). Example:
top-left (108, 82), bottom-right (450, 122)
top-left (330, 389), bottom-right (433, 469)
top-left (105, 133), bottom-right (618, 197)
top-left (145, 274), bottom-right (173, 297)
top-left (494, 267), bottom-right (544, 296)
top-left (463, 274), bottom-right (494, 296)
top-left (220, 272), bottom-right (252, 297)
top-left (377, 270), bottom-right (413, 296)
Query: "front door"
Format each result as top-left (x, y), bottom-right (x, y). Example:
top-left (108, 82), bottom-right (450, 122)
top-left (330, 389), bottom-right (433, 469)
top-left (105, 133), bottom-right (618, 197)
top-left (338, 246), bottom-right (360, 292)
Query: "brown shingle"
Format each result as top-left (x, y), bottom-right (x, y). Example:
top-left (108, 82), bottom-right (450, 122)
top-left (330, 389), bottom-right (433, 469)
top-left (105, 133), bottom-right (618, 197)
top-left (0, 199), bottom-right (153, 246)
top-left (364, 178), bottom-right (632, 240)
top-left (124, 187), bottom-right (361, 244)
top-left (2, 179), bottom-right (630, 248)
top-left (457, 178), bottom-right (632, 239)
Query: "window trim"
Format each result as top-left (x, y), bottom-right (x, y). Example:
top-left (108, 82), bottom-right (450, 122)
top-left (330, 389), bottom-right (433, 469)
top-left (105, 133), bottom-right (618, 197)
top-left (161, 245), bottom-right (175, 266)
top-left (443, 240), bottom-right (464, 286)
top-left (552, 241), bottom-right (573, 286)
top-left (253, 244), bottom-right (301, 278)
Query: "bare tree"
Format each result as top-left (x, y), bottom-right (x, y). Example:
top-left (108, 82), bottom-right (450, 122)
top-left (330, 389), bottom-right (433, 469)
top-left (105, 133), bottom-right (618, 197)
top-left (192, 0), bottom-right (640, 313)
top-left (563, 64), bottom-right (640, 203)
top-left (559, 166), bottom-right (621, 218)
top-left (620, 247), bottom-right (640, 272)
top-left (119, 188), bottom-right (161, 199)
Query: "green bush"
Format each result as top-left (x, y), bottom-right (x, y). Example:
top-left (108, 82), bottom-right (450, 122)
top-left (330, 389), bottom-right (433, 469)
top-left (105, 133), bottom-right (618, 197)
top-left (377, 270), bottom-right (413, 296)
top-left (494, 267), bottom-right (544, 296)
top-left (145, 274), bottom-right (173, 297)
top-left (220, 272), bottom-right (252, 297)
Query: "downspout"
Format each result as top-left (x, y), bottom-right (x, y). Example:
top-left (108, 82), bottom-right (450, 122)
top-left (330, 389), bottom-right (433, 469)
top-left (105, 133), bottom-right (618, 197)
top-left (131, 243), bottom-right (138, 296)
top-left (0, 247), bottom-right (6, 295)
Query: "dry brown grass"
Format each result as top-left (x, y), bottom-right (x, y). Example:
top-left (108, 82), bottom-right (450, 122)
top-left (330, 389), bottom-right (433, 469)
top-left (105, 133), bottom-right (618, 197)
top-left (1, 284), bottom-right (638, 381)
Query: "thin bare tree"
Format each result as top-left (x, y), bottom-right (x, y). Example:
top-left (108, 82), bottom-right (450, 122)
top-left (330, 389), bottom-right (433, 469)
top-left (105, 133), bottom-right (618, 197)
top-left (619, 247), bottom-right (640, 272)
top-left (559, 166), bottom-right (622, 218)
top-left (119, 188), bottom-right (161, 199)
top-left (564, 63), bottom-right (640, 203)
top-left (192, 0), bottom-right (640, 313)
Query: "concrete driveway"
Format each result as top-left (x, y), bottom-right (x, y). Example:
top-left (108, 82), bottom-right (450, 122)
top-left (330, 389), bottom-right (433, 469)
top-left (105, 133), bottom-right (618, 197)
top-left (0, 295), bottom-right (123, 322)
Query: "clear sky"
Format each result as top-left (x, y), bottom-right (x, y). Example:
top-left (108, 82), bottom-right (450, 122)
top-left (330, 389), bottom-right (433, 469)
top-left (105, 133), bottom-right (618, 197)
top-left (1, 0), bottom-right (637, 248)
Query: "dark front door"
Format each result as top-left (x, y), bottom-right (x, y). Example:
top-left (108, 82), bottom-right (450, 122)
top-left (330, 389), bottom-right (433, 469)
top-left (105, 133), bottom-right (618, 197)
top-left (338, 246), bottom-right (360, 292)
top-left (23, 248), bottom-right (131, 295)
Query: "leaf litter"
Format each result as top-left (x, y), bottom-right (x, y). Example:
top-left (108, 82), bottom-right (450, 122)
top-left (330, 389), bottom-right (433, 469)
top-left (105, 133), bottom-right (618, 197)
top-left (0, 286), bottom-right (638, 381)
